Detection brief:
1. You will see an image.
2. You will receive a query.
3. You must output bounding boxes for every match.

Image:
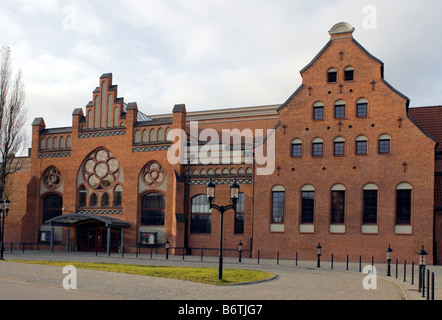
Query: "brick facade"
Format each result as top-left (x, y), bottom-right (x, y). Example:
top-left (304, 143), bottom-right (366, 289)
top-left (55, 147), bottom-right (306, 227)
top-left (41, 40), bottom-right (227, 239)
top-left (2, 22), bottom-right (440, 264)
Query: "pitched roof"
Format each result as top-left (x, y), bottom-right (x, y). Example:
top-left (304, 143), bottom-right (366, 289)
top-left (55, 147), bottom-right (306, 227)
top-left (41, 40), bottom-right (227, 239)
top-left (408, 106), bottom-right (442, 152)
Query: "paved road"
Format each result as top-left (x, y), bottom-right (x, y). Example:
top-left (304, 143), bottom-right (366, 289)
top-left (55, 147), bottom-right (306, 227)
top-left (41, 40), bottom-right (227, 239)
top-left (0, 250), bottom-right (438, 301)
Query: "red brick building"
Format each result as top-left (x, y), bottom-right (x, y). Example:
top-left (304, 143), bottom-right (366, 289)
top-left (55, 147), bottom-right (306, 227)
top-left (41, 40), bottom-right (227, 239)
top-left (3, 22), bottom-right (441, 264)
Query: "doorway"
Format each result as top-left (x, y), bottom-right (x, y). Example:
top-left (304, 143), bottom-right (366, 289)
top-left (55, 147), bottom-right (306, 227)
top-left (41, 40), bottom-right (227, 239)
top-left (77, 222), bottom-right (120, 253)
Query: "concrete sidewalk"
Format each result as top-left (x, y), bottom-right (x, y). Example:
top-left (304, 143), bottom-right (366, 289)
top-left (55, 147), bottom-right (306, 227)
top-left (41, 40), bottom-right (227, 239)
top-left (0, 250), bottom-right (439, 300)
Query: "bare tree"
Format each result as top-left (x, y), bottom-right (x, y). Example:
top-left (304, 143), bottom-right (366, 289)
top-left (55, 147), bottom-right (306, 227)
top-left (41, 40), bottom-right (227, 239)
top-left (0, 46), bottom-right (27, 200)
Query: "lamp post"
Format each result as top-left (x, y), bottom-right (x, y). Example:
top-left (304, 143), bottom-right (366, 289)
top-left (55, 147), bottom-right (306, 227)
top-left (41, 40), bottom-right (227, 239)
top-left (386, 245), bottom-right (393, 276)
top-left (418, 245), bottom-right (428, 294)
top-left (0, 198), bottom-right (11, 260)
top-left (206, 178), bottom-right (240, 280)
top-left (316, 243), bottom-right (322, 268)
top-left (165, 239), bottom-right (170, 260)
top-left (238, 240), bottom-right (243, 263)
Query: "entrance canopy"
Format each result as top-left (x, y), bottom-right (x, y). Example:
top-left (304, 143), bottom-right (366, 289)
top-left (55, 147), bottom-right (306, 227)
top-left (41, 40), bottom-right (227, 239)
top-left (45, 213), bottom-right (130, 228)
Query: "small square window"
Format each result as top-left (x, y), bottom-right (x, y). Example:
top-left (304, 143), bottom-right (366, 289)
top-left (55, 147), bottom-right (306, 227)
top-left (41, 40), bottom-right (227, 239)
top-left (345, 69), bottom-right (354, 81)
top-left (328, 71), bottom-right (337, 83)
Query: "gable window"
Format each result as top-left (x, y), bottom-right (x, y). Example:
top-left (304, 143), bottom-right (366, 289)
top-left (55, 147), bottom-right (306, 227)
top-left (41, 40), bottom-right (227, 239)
top-left (291, 139), bottom-right (302, 157)
top-left (312, 138), bottom-right (323, 156)
top-left (378, 134), bottom-right (391, 154)
top-left (328, 68), bottom-right (337, 83)
top-left (334, 100), bottom-right (346, 119)
top-left (43, 194), bottom-right (63, 223)
top-left (356, 98), bottom-right (368, 117)
top-left (344, 67), bottom-right (354, 81)
top-left (334, 137), bottom-right (345, 156)
top-left (313, 102), bottom-right (324, 120)
top-left (356, 136), bottom-right (368, 155)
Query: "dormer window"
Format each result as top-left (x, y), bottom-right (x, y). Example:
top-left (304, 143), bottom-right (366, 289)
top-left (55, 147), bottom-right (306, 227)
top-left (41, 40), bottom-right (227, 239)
top-left (344, 66), bottom-right (354, 81)
top-left (327, 68), bottom-right (337, 83)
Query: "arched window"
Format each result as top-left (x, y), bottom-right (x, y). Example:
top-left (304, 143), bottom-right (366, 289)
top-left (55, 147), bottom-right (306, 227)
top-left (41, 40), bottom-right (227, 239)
top-left (66, 136), bottom-right (71, 149)
top-left (191, 195), bottom-right (212, 233)
top-left (113, 107), bottom-right (119, 127)
top-left (378, 134), bottom-right (391, 154)
top-left (157, 127), bottom-right (164, 141)
top-left (59, 136), bottom-right (65, 149)
top-left (356, 136), bottom-right (368, 154)
top-left (108, 93), bottom-right (113, 128)
top-left (88, 109), bottom-right (93, 129)
top-left (313, 102), bottom-right (324, 120)
top-left (142, 129), bottom-right (149, 143)
top-left (43, 194), bottom-right (63, 223)
top-left (90, 194), bottom-right (98, 207)
top-left (47, 137), bottom-right (53, 150)
top-left (356, 98), bottom-right (368, 117)
top-left (344, 66), bottom-right (354, 81)
top-left (101, 193), bottom-right (110, 207)
top-left (312, 138), bottom-right (324, 156)
top-left (235, 193), bottom-right (245, 234)
top-left (149, 128), bottom-right (156, 142)
top-left (334, 137), bottom-right (345, 156)
top-left (165, 127), bottom-right (172, 141)
top-left (134, 130), bottom-right (141, 143)
top-left (327, 68), bottom-right (337, 83)
top-left (141, 192), bottom-right (165, 226)
top-left (334, 100), bottom-right (346, 119)
top-left (41, 138), bottom-right (46, 150)
top-left (292, 139), bottom-right (302, 157)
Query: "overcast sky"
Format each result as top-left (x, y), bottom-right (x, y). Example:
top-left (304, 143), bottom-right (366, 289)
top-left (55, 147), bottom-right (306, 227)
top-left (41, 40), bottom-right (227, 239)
top-left (1, 0), bottom-right (442, 148)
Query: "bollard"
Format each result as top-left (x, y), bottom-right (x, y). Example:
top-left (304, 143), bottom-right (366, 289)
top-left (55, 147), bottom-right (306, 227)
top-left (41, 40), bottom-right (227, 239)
top-left (395, 259), bottom-right (398, 279)
top-left (427, 269), bottom-right (430, 300)
top-left (331, 254), bottom-right (334, 269)
top-left (277, 251), bottom-right (279, 265)
top-left (258, 250), bottom-right (260, 264)
top-left (432, 272), bottom-right (435, 300)
top-left (346, 254), bottom-right (349, 271)
top-left (404, 260), bottom-right (406, 282)
top-left (150, 247), bottom-right (153, 259)
top-left (201, 249), bottom-right (203, 262)
top-left (412, 262), bottom-right (414, 285)
top-left (296, 252), bottom-right (298, 266)
top-left (359, 255), bottom-right (362, 272)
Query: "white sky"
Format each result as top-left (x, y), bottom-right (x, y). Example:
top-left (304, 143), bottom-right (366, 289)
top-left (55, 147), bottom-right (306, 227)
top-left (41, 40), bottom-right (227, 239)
top-left (1, 0), bottom-right (442, 148)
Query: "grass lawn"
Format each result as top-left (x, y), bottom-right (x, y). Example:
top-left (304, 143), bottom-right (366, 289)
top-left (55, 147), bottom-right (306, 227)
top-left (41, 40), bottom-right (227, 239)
top-left (6, 260), bottom-right (274, 286)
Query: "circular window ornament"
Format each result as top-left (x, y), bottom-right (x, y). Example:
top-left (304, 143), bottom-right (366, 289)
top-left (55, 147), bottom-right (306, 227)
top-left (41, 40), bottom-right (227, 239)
top-left (83, 148), bottom-right (120, 190)
top-left (142, 160), bottom-right (165, 187)
top-left (43, 167), bottom-right (62, 189)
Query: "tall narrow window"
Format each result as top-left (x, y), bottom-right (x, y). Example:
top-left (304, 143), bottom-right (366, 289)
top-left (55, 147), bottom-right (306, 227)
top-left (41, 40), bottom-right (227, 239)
top-left (312, 138), bottom-right (323, 156)
top-left (101, 193), bottom-right (110, 207)
top-left (235, 193), bottom-right (245, 234)
top-left (292, 139), bottom-right (302, 157)
top-left (271, 186), bottom-right (285, 223)
top-left (334, 100), bottom-right (346, 119)
top-left (301, 185), bottom-right (315, 224)
top-left (191, 195), bottom-right (212, 233)
top-left (90, 194), bottom-right (98, 207)
top-left (313, 102), bottom-right (324, 120)
top-left (334, 137), bottom-right (345, 156)
top-left (356, 136), bottom-right (368, 155)
top-left (114, 185), bottom-right (123, 206)
top-left (396, 184), bottom-right (412, 225)
top-left (328, 68), bottom-right (337, 83)
top-left (79, 186), bottom-right (87, 208)
top-left (363, 184), bottom-right (378, 224)
top-left (43, 194), bottom-right (63, 223)
top-left (141, 192), bottom-right (165, 226)
top-left (331, 184), bottom-right (346, 224)
top-left (378, 134), bottom-right (391, 154)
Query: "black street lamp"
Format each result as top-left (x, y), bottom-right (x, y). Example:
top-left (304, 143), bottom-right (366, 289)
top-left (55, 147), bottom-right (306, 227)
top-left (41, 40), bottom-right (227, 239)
top-left (0, 198), bottom-right (11, 260)
top-left (206, 178), bottom-right (240, 280)
top-left (238, 240), bottom-right (243, 263)
top-left (165, 239), bottom-right (170, 260)
top-left (316, 243), bottom-right (322, 268)
top-left (386, 244), bottom-right (393, 276)
top-left (417, 245), bottom-right (428, 294)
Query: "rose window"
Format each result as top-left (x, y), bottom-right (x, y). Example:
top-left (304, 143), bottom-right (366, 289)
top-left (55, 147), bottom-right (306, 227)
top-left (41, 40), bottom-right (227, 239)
top-left (142, 161), bottom-right (165, 187)
top-left (43, 167), bottom-right (62, 189)
top-left (83, 149), bottom-right (120, 190)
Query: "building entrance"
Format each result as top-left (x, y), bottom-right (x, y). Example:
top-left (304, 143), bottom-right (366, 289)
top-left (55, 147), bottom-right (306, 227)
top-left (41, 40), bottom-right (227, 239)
top-left (77, 222), bottom-right (120, 253)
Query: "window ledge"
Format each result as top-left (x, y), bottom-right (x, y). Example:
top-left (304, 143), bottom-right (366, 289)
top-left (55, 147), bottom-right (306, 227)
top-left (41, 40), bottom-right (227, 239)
top-left (395, 225), bottom-right (412, 234)
top-left (329, 224), bottom-right (345, 233)
top-left (270, 224), bottom-right (285, 233)
top-left (361, 224), bottom-right (378, 234)
top-left (299, 224), bottom-right (314, 233)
